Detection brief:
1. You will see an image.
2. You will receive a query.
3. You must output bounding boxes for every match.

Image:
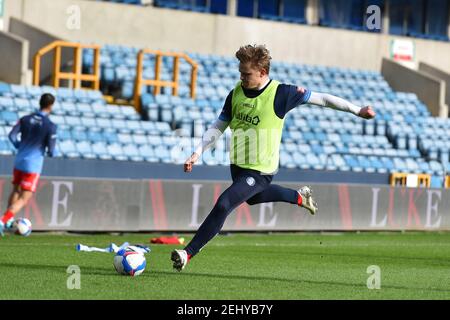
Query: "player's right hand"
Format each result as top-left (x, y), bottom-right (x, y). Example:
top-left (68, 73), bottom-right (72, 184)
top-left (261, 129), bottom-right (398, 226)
top-left (184, 153), bottom-right (199, 173)
top-left (358, 106), bottom-right (376, 119)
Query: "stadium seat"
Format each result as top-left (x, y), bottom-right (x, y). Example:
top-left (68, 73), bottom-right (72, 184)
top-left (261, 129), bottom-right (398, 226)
top-left (76, 141), bottom-right (96, 159)
top-left (87, 130), bottom-right (105, 143)
top-left (0, 111), bottom-right (18, 125)
top-left (138, 145), bottom-right (157, 162)
top-left (132, 134), bottom-right (148, 145)
top-left (0, 139), bottom-right (14, 155)
top-left (90, 142), bottom-right (111, 160)
top-left (71, 129), bottom-right (88, 141)
top-left (0, 82), bottom-right (10, 95)
top-left (104, 130), bottom-right (119, 143)
top-left (1, 42), bottom-right (446, 176)
top-left (59, 140), bottom-right (80, 158)
top-left (122, 144), bottom-right (144, 161)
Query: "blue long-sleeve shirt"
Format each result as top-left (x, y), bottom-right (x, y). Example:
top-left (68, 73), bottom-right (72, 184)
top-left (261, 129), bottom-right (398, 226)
top-left (8, 111), bottom-right (57, 174)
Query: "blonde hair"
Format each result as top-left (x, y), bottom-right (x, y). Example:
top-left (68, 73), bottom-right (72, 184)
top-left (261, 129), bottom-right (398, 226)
top-left (235, 44), bottom-right (271, 74)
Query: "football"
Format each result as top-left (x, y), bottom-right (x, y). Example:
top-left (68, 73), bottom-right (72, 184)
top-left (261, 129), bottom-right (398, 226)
top-left (14, 218), bottom-right (32, 237)
top-left (113, 247), bottom-right (146, 276)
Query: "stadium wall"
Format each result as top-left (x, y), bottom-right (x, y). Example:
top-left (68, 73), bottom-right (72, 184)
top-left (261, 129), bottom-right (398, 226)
top-left (419, 62), bottom-right (450, 115)
top-left (0, 175), bottom-right (447, 231)
top-left (8, 17), bottom-right (67, 85)
top-left (0, 30), bottom-right (28, 84)
top-left (381, 58), bottom-right (448, 118)
top-left (3, 0), bottom-right (450, 74)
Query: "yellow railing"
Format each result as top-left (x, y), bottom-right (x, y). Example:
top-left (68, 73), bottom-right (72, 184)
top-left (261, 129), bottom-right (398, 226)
top-left (133, 49), bottom-right (198, 113)
top-left (390, 173), bottom-right (431, 188)
top-left (33, 41), bottom-right (101, 90)
top-left (445, 176), bottom-right (450, 188)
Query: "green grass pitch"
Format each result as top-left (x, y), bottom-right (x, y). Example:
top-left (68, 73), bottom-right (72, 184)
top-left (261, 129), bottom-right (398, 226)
top-left (1, 232), bottom-right (449, 299)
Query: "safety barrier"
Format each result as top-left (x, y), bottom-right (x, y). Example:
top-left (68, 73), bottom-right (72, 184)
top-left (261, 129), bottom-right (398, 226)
top-left (33, 41), bottom-right (101, 90)
top-left (390, 172), bottom-right (431, 188)
top-left (133, 49), bottom-right (198, 113)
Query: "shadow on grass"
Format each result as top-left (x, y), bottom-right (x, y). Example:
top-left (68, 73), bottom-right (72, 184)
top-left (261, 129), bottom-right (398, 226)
top-left (1, 262), bottom-right (114, 276)
top-left (229, 247), bottom-right (450, 266)
top-left (3, 261), bottom-right (450, 294)
top-left (150, 270), bottom-right (450, 294)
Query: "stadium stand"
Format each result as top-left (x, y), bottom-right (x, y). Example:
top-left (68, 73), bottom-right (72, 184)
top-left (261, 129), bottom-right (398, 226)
top-left (0, 0), bottom-right (448, 187)
top-left (98, 0), bottom-right (449, 41)
top-left (85, 44), bottom-right (445, 176)
top-left (1, 43), bottom-right (449, 188)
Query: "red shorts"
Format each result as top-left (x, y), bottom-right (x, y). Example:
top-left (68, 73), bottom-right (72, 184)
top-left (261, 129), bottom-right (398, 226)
top-left (12, 169), bottom-right (40, 192)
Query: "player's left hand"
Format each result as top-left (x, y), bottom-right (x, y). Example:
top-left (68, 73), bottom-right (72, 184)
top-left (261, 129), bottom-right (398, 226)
top-left (358, 106), bottom-right (376, 119)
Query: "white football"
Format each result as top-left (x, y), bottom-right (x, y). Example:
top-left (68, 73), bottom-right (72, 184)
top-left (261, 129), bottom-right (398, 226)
top-left (113, 247), bottom-right (146, 276)
top-left (14, 218), bottom-right (32, 237)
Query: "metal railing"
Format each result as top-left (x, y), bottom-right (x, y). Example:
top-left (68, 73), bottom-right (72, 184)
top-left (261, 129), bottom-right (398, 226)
top-left (133, 49), bottom-right (198, 113)
top-left (33, 41), bottom-right (101, 90)
top-left (389, 172), bottom-right (431, 187)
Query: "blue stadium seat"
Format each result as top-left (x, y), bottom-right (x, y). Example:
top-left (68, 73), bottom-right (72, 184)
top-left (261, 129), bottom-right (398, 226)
top-left (122, 144), bottom-right (144, 161)
top-left (139, 145), bottom-right (158, 162)
top-left (132, 134), bottom-right (148, 145)
top-left (148, 135), bottom-right (162, 146)
top-left (107, 143), bottom-right (127, 161)
top-left (14, 98), bottom-right (31, 111)
top-left (0, 97), bottom-right (14, 109)
top-left (91, 142), bottom-right (112, 160)
top-left (60, 102), bottom-right (77, 115)
top-left (87, 130), bottom-right (105, 143)
top-left (103, 130), bottom-right (119, 143)
top-left (118, 133), bottom-right (133, 144)
top-left (112, 119), bottom-right (129, 133)
top-left (96, 118), bottom-right (113, 129)
top-left (0, 82), bottom-right (10, 95)
top-left (429, 161), bottom-right (444, 175)
top-left (0, 111), bottom-right (18, 125)
top-left (58, 129), bottom-right (72, 141)
top-left (430, 176), bottom-right (444, 188)
top-left (76, 141), bottom-right (96, 159)
top-left (80, 117), bottom-right (97, 128)
top-left (59, 140), bottom-right (79, 158)
top-left (140, 121), bottom-right (156, 133)
top-left (126, 120), bottom-right (144, 134)
top-left (154, 145), bottom-right (172, 163)
top-left (0, 139), bottom-right (14, 155)
top-left (155, 121), bottom-right (172, 133)
top-left (78, 103), bottom-right (95, 117)
top-left (121, 106), bottom-right (140, 120)
top-left (10, 84), bottom-right (27, 97)
top-left (160, 109), bottom-right (173, 123)
top-left (418, 161), bottom-right (431, 173)
top-left (25, 86), bottom-right (43, 99)
top-left (65, 116), bottom-right (82, 128)
top-left (71, 129), bottom-right (88, 141)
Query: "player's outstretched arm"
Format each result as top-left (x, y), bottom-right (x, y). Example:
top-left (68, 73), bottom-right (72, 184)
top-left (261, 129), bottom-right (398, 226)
top-left (307, 92), bottom-right (376, 119)
top-left (184, 119), bottom-right (229, 173)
